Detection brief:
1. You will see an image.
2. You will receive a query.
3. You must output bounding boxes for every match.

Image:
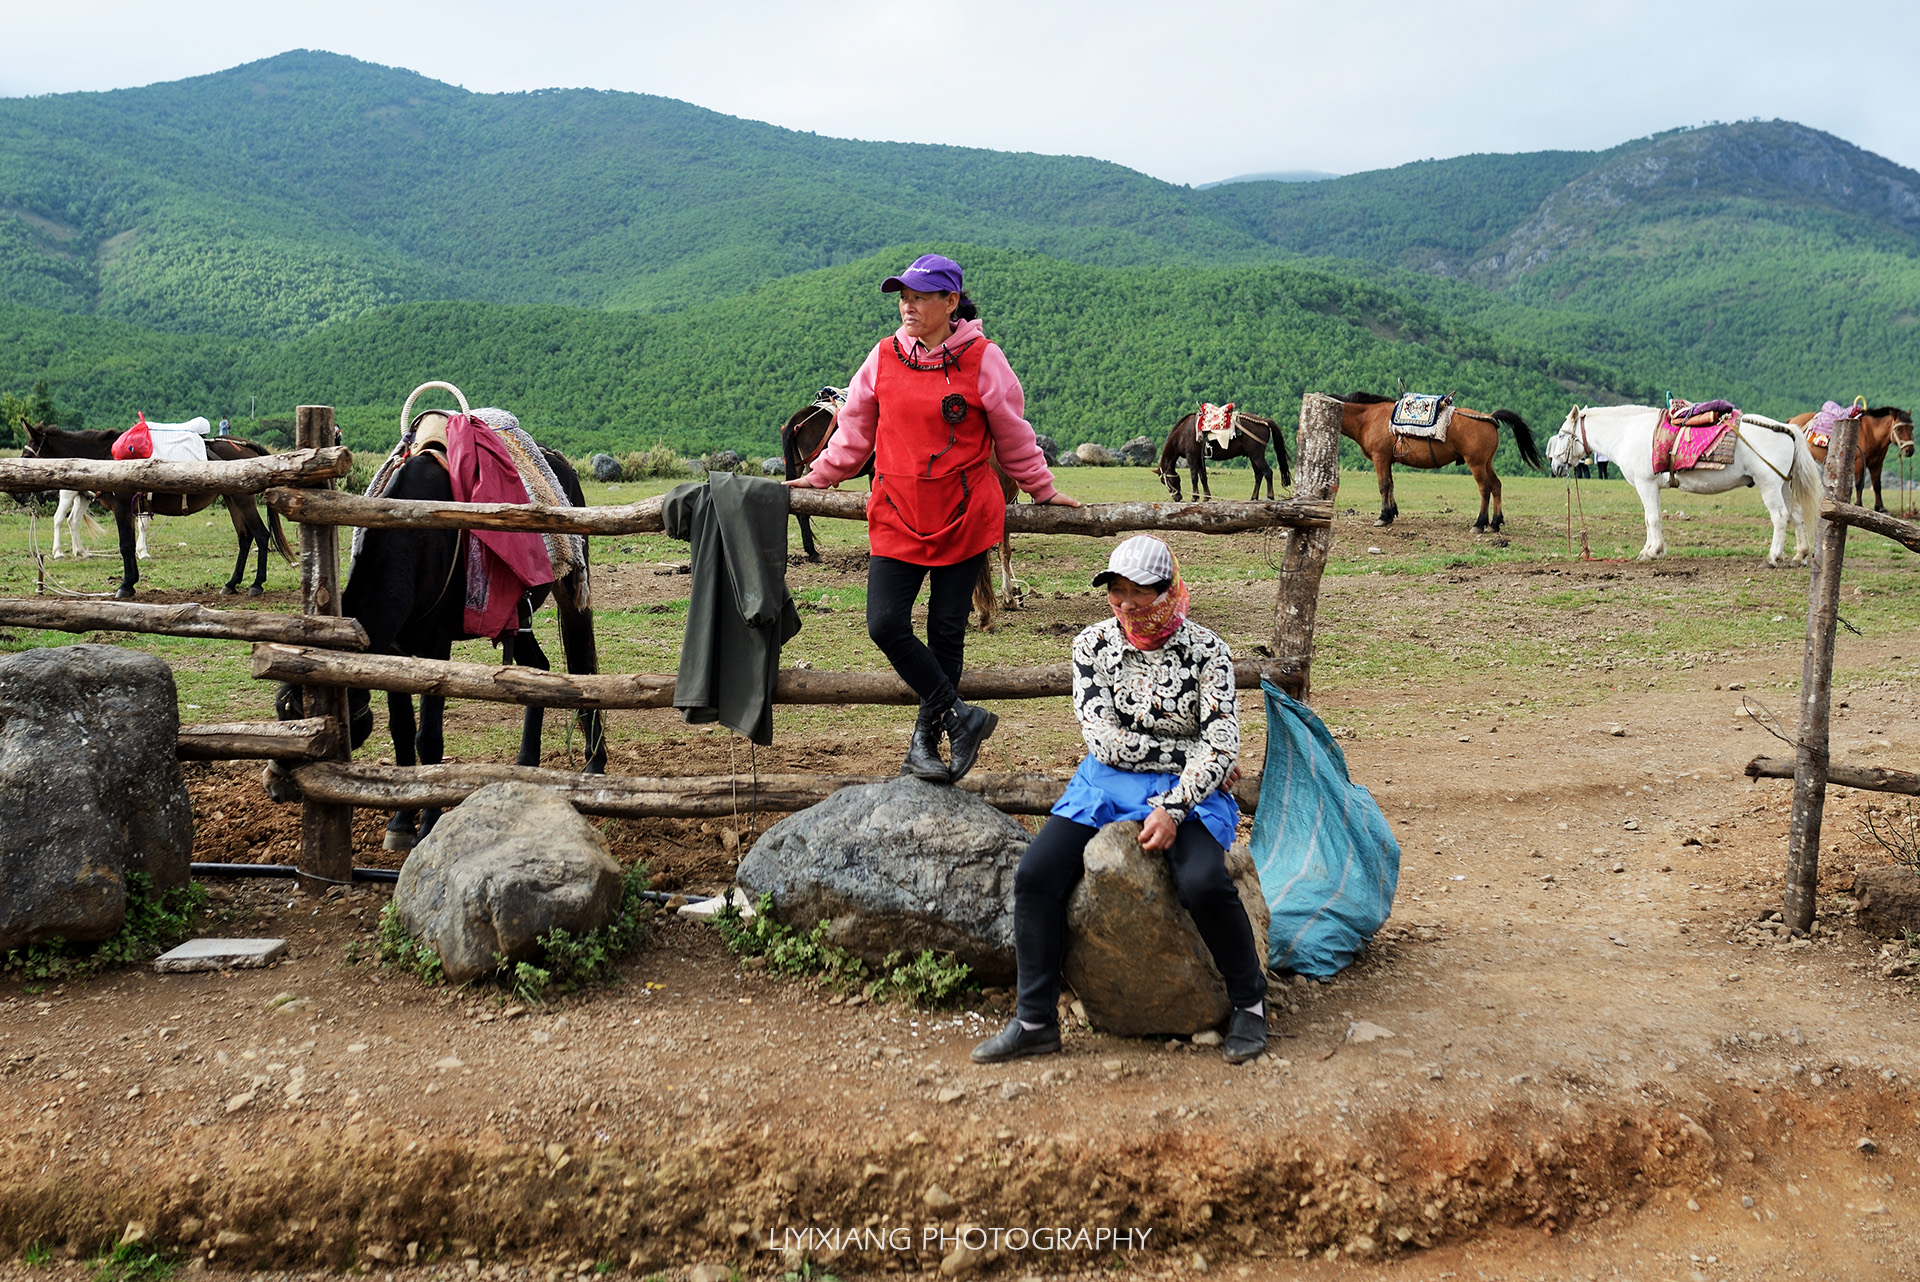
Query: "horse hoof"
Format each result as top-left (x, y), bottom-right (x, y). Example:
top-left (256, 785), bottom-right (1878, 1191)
top-left (382, 830), bottom-right (418, 853)
top-left (220, 584), bottom-right (238, 596)
top-left (249, 585), bottom-right (265, 597)
top-left (114, 587), bottom-right (135, 600)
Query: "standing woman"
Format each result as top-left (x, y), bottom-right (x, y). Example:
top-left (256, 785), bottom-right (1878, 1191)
top-left (789, 254), bottom-right (1079, 782)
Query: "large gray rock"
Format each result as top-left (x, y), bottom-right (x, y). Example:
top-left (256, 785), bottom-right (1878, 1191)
top-left (1855, 865), bottom-right (1920, 936)
top-left (589, 452), bottom-right (622, 483)
top-left (761, 456), bottom-right (786, 476)
top-left (1118, 435), bottom-right (1157, 466)
top-left (393, 782), bottom-right (624, 984)
top-left (738, 777), bottom-right (1030, 984)
top-left (1063, 822), bottom-right (1269, 1037)
top-left (0, 645), bottom-right (193, 954)
top-left (1032, 434), bottom-right (1061, 465)
top-left (1074, 442), bottom-right (1116, 467)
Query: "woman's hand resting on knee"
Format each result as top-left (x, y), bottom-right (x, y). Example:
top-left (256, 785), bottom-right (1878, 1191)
top-left (1140, 806), bottom-right (1177, 851)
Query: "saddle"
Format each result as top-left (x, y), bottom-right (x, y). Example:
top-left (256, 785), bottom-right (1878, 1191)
top-left (1803, 398), bottom-right (1864, 450)
top-left (1196, 402), bottom-right (1237, 453)
top-left (1390, 393), bottom-right (1453, 441)
top-left (1652, 398), bottom-right (1740, 477)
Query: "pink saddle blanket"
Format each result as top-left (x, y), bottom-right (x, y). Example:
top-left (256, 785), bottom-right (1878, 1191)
top-left (1652, 401), bottom-right (1740, 475)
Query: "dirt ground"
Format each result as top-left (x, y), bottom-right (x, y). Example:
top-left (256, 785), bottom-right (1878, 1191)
top-left (5, 499), bottom-right (1920, 1282)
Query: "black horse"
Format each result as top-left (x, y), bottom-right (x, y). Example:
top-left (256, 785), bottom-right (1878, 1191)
top-left (779, 390), bottom-right (868, 562)
top-left (1156, 411), bottom-right (1293, 502)
top-left (21, 424), bottom-right (294, 598)
top-left (283, 438), bottom-right (606, 851)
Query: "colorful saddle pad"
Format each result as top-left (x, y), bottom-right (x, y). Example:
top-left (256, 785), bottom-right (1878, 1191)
top-left (1803, 399), bottom-right (1863, 450)
top-left (1652, 399), bottom-right (1740, 475)
top-left (1197, 401), bottom-right (1236, 451)
top-left (1391, 393), bottom-right (1453, 441)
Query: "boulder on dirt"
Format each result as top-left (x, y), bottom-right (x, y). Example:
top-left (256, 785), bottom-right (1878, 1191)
top-left (1032, 434), bottom-right (1061, 465)
top-left (737, 777), bottom-right (1030, 984)
top-left (1074, 442), bottom-right (1116, 467)
top-left (393, 781), bottom-right (624, 985)
top-left (705, 450), bottom-right (742, 473)
top-left (0, 645), bottom-right (194, 955)
top-left (1117, 435), bottom-right (1157, 466)
top-left (1854, 865), bottom-right (1920, 936)
top-left (761, 457), bottom-right (786, 476)
top-left (589, 453), bottom-right (622, 483)
top-left (1062, 822), bottom-right (1269, 1037)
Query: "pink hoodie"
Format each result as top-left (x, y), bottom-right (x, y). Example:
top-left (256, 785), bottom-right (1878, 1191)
top-left (804, 318), bottom-right (1058, 502)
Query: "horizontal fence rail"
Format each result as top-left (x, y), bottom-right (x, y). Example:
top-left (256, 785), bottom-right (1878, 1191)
top-left (1820, 499), bottom-right (1920, 554)
top-left (275, 759), bottom-right (1266, 819)
top-left (1746, 755), bottom-right (1920, 796)
top-left (263, 486), bottom-right (1334, 538)
top-left (0, 598), bottom-right (369, 649)
top-left (252, 643), bottom-right (1303, 707)
top-left (0, 448), bottom-right (352, 496)
top-left (177, 718), bottom-right (341, 761)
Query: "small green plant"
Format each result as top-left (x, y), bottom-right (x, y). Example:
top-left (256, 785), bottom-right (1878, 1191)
top-left (88, 1241), bottom-right (176, 1282)
top-left (22, 1239), bottom-right (52, 1267)
top-left (782, 1263), bottom-right (841, 1282)
top-left (620, 442), bottom-right (685, 480)
top-left (374, 905), bottom-right (444, 985)
top-left (2, 873), bottom-right (208, 983)
top-left (714, 894), bottom-right (977, 1008)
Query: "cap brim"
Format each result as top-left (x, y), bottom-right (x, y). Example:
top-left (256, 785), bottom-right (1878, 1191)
top-left (880, 276), bottom-right (908, 293)
top-left (1091, 570), bottom-right (1118, 587)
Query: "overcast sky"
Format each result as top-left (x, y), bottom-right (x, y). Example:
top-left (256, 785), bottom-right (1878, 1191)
top-left (7, 0), bottom-right (1916, 185)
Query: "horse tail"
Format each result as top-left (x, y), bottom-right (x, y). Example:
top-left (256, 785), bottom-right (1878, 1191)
top-left (1268, 417), bottom-right (1293, 488)
top-left (1494, 409), bottom-right (1543, 470)
top-left (1786, 426), bottom-right (1824, 555)
top-left (972, 552), bottom-right (998, 630)
top-left (268, 506), bottom-right (295, 563)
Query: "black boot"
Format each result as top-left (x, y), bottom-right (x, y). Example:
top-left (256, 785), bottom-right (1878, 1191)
top-left (900, 700), bottom-right (950, 781)
top-left (942, 698), bottom-right (998, 783)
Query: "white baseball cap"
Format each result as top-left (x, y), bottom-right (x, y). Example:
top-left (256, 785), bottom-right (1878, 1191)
top-left (1092, 535), bottom-right (1176, 589)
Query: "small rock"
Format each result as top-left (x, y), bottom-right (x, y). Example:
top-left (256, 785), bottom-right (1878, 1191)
top-left (213, 1230), bottom-right (253, 1250)
top-left (689, 1266), bottom-right (731, 1282)
top-left (1367, 546), bottom-right (1384, 555)
top-left (999, 1080), bottom-right (1029, 1101)
top-left (1347, 1020), bottom-right (1395, 1043)
top-left (433, 1055), bottom-right (464, 1071)
top-left (936, 1087), bottom-right (967, 1104)
top-left (924, 1184), bottom-right (959, 1211)
top-left (224, 1091), bottom-right (255, 1114)
top-left (1609, 725), bottom-right (1626, 737)
top-left (1857, 1137), bottom-right (1879, 1155)
top-left (1623, 819), bottom-right (1639, 831)
top-left (1686, 1199), bottom-right (1701, 1212)
top-left (1101, 1059), bottom-right (1125, 1074)
top-left (1192, 1029), bottom-right (1224, 1047)
top-left (118, 1223), bottom-right (148, 1248)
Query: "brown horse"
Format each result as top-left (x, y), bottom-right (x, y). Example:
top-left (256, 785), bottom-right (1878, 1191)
top-left (1156, 410), bottom-right (1292, 502)
top-left (1788, 407), bottom-right (1915, 512)
top-left (1332, 393), bottom-right (1543, 531)
top-left (21, 424), bottom-right (293, 598)
top-left (779, 392), bottom-right (1014, 627)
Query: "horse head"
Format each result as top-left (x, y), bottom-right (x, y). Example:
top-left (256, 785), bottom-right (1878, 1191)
top-left (1546, 409), bottom-right (1583, 478)
top-left (1890, 409), bottom-right (1915, 458)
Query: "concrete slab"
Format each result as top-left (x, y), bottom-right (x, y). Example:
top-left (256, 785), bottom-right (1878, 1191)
top-left (153, 937), bottom-right (288, 972)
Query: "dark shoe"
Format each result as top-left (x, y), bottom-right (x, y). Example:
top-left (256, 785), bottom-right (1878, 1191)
top-left (943, 699), bottom-right (998, 783)
top-left (1222, 1007), bottom-right (1268, 1064)
top-left (970, 1018), bottom-right (1061, 1064)
top-left (900, 700), bottom-right (950, 781)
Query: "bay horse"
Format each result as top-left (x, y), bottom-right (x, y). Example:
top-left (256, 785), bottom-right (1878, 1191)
top-left (1789, 406), bottom-right (1915, 512)
top-left (21, 424), bottom-right (292, 598)
top-left (280, 420), bottom-right (606, 851)
top-left (781, 390), bottom-right (1015, 626)
top-left (1547, 406), bottom-right (1821, 566)
top-left (1156, 409), bottom-right (1293, 502)
top-left (1331, 392), bottom-right (1542, 531)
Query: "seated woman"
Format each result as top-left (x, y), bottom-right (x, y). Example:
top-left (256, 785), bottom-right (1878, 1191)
top-left (972, 535), bottom-right (1269, 1066)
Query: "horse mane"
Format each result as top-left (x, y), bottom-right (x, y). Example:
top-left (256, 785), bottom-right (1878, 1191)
top-left (1333, 392), bottom-right (1394, 405)
top-left (1867, 406), bottom-right (1912, 422)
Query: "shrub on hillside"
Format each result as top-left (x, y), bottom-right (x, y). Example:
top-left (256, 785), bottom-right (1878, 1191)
top-left (620, 443), bottom-right (682, 480)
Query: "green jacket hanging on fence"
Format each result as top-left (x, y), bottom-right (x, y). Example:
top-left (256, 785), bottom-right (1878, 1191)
top-left (662, 471), bottom-right (802, 746)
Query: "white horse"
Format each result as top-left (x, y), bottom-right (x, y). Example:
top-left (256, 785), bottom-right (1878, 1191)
top-left (43, 491), bottom-right (150, 561)
top-left (1548, 405), bottom-right (1822, 566)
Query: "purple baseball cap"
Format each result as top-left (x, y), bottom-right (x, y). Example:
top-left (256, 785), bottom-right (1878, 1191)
top-left (881, 253), bottom-right (963, 294)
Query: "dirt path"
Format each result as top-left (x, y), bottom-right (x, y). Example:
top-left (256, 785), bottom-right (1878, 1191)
top-left (5, 506), bottom-right (1920, 1281)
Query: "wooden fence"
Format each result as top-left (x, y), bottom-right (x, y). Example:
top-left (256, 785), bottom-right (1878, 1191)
top-left (0, 395), bottom-right (1348, 890)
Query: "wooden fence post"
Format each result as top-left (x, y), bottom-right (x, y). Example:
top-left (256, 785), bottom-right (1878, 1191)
top-left (294, 405), bottom-right (354, 890)
top-left (1784, 415), bottom-right (1859, 934)
top-left (1270, 393), bottom-right (1343, 702)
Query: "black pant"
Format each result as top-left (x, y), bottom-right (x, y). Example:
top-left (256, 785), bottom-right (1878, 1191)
top-left (866, 552), bottom-right (987, 710)
top-left (1013, 815), bottom-right (1268, 1025)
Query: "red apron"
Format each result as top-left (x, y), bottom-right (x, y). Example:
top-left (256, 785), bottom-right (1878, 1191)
top-left (868, 337), bottom-right (1004, 566)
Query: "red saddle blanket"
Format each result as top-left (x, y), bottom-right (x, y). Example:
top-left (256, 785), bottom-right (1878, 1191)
top-left (447, 414), bottom-right (555, 644)
top-left (1652, 401), bottom-right (1740, 475)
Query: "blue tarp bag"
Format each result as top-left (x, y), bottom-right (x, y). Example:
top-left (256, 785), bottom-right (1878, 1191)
top-left (1248, 681), bottom-right (1400, 976)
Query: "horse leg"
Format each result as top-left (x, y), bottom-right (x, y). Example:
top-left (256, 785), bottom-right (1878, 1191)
top-left (1471, 463), bottom-right (1497, 532)
top-left (240, 498), bottom-right (274, 595)
top-left (415, 692), bottom-right (448, 840)
top-left (1372, 453), bottom-right (1397, 526)
top-left (798, 514), bottom-right (820, 562)
top-left (112, 500), bottom-right (139, 599)
top-left (51, 492), bottom-right (71, 558)
top-left (222, 498), bottom-right (252, 594)
top-left (999, 538), bottom-right (1017, 610)
top-left (1760, 475), bottom-right (1791, 567)
top-left (509, 620), bottom-right (553, 769)
top-left (384, 691), bottom-right (422, 852)
top-left (1630, 477), bottom-right (1666, 560)
top-left (553, 574), bottom-right (608, 774)
top-left (1870, 461), bottom-right (1887, 513)
top-left (135, 499), bottom-right (151, 560)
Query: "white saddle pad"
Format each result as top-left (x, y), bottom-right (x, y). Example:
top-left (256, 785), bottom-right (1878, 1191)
top-left (149, 428), bottom-right (209, 463)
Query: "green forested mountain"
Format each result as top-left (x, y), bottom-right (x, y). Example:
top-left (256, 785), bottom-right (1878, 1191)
top-left (0, 50), bottom-right (1914, 457)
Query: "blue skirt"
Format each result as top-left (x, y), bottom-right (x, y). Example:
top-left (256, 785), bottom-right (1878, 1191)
top-left (1050, 756), bottom-right (1240, 851)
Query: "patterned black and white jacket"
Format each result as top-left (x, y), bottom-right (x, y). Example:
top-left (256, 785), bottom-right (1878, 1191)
top-left (1069, 616), bottom-right (1239, 824)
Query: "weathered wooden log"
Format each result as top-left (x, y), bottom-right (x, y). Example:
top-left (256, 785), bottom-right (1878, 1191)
top-left (0, 597), bottom-right (368, 649)
top-left (1270, 393), bottom-right (1343, 702)
top-left (255, 642), bottom-right (1301, 707)
top-left (1785, 415), bottom-right (1858, 934)
top-left (1820, 499), bottom-right (1920, 554)
top-left (263, 484), bottom-right (1333, 538)
top-left (0, 447), bottom-right (351, 496)
top-left (275, 760), bottom-right (1266, 818)
top-left (177, 717), bottom-right (341, 761)
top-left (1746, 756), bottom-right (1920, 797)
top-left (294, 406), bottom-right (354, 889)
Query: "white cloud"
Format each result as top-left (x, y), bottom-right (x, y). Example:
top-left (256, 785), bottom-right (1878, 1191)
top-left (8, 0), bottom-right (1917, 183)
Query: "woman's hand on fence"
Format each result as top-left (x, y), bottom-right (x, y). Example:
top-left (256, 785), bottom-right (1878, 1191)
top-left (1140, 806), bottom-right (1177, 851)
top-left (1042, 491), bottom-right (1083, 508)
top-left (782, 476), bottom-right (823, 489)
